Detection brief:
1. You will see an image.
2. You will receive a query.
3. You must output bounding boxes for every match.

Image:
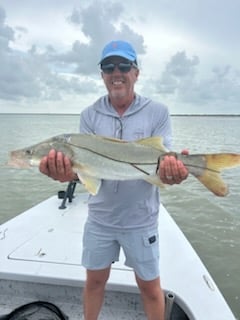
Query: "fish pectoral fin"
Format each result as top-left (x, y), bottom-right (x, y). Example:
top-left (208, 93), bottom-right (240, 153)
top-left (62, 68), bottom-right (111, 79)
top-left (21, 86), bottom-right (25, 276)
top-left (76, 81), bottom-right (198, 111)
top-left (144, 174), bottom-right (165, 188)
top-left (135, 136), bottom-right (168, 152)
top-left (76, 173), bottom-right (101, 195)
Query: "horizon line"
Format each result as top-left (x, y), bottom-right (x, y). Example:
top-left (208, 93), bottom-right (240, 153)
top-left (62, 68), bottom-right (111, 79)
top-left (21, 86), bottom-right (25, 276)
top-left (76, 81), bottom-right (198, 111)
top-left (0, 112), bottom-right (240, 117)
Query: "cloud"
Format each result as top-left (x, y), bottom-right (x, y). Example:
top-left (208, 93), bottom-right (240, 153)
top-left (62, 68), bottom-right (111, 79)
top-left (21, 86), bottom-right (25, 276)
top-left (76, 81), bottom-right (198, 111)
top-left (190, 66), bottom-right (240, 104)
top-left (0, 6), bottom-right (14, 51)
top-left (0, 5), bottom-right (99, 103)
top-left (0, 1), bottom-right (239, 114)
top-left (150, 51), bottom-right (240, 111)
top-left (52, 1), bottom-right (146, 74)
top-left (0, 7), bottom-right (43, 100)
top-left (156, 51), bottom-right (199, 94)
top-left (0, 1), bottom-right (145, 105)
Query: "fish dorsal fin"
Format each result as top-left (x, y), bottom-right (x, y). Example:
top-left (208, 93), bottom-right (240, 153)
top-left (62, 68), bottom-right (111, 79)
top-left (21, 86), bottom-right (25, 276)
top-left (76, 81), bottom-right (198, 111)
top-left (135, 136), bottom-right (168, 152)
top-left (98, 136), bottom-right (127, 143)
top-left (97, 135), bottom-right (166, 151)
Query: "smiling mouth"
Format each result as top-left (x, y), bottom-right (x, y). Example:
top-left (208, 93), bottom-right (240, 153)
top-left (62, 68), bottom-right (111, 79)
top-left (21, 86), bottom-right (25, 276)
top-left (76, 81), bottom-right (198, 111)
top-left (112, 79), bottom-right (125, 85)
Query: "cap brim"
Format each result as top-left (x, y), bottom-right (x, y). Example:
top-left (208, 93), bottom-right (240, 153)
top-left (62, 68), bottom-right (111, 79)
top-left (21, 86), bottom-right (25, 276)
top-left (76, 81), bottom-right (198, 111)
top-left (99, 51), bottom-right (135, 64)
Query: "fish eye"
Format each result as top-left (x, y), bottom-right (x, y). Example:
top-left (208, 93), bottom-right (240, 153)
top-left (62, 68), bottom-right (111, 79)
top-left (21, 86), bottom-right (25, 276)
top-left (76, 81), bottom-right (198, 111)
top-left (25, 149), bottom-right (33, 155)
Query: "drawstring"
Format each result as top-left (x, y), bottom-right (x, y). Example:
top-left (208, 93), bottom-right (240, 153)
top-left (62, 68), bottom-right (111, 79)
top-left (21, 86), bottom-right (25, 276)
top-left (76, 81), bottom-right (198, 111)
top-left (114, 118), bottom-right (124, 191)
top-left (115, 118), bottom-right (123, 139)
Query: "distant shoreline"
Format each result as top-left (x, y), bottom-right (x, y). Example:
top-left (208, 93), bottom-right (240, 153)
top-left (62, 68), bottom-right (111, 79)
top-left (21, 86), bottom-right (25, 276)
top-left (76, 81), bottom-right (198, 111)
top-left (0, 113), bottom-right (240, 117)
top-left (172, 114), bottom-right (240, 117)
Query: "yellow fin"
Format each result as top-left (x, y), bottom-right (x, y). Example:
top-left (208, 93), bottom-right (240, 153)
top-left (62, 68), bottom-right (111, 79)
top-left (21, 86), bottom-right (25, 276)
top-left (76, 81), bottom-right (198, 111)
top-left (97, 135), bottom-right (127, 143)
top-left (77, 173), bottom-right (101, 195)
top-left (197, 171), bottom-right (228, 197)
top-left (136, 136), bottom-right (168, 152)
top-left (205, 153), bottom-right (240, 171)
top-left (195, 153), bottom-right (240, 197)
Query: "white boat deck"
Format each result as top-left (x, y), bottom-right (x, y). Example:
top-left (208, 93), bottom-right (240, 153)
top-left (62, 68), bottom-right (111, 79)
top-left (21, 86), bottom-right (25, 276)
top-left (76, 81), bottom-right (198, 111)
top-left (0, 192), bottom-right (236, 319)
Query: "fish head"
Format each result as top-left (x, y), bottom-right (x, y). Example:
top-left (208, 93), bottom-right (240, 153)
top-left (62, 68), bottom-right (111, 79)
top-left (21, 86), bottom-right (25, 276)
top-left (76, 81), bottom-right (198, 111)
top-left (7, 136), bottom-right (74, 168)
top-left (8, 142), bottom-right (52, 168)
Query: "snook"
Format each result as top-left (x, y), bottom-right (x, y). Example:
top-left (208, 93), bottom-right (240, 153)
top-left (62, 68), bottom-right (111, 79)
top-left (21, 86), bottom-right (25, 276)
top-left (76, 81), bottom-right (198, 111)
top-left (7, 133), bottom-right (240, 196)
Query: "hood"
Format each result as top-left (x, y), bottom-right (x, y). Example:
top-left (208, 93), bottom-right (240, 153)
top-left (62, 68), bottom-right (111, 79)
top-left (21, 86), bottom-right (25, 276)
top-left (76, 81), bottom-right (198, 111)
top-left (92, 94), bottom-right (152, 118)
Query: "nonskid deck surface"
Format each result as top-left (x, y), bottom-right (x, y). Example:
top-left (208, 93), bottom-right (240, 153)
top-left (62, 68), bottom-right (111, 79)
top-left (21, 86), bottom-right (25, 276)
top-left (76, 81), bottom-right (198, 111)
top-left (0, 279), bottom-right (189, 320)
top-left (0, 279), bottom-right (145, 320)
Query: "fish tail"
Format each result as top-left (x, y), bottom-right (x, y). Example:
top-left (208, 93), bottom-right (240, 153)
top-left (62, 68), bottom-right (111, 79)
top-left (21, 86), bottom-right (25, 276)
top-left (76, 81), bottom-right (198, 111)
top-left (194, 154), bottom-right (240, 197)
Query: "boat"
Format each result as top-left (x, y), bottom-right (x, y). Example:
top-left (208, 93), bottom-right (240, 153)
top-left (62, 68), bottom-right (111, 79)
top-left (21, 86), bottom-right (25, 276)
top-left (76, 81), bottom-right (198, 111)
top-left (0, 182), bottom-right (236, 319)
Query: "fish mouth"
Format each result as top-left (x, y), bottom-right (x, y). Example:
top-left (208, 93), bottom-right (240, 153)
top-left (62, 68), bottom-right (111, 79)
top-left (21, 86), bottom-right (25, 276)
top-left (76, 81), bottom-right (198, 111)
top-left (6, 158), bottom-right (31, 169)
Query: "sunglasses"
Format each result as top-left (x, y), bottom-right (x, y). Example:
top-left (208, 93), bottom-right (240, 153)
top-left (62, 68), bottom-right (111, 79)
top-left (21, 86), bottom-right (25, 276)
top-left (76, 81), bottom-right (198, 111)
top-left (101, 62), bottom-right (137, 74)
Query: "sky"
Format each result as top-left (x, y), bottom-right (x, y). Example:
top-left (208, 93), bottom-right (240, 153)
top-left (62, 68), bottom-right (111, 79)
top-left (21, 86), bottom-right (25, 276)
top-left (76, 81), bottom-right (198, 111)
top-left (0, 0), bottom-right (240, 114)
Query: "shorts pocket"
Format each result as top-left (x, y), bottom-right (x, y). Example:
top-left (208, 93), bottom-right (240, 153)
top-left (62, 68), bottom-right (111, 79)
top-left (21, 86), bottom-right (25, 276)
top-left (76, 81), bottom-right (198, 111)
top-left (137, 231), bottom-right (159, 262)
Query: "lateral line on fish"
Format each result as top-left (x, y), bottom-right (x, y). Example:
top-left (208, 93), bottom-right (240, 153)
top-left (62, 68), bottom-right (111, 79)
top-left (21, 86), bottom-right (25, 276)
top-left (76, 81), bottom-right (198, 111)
top-left (63, 141), bottom-right (221, 173)
top-left (130, 164), bottom-right (150, 175)
top-left (65, 141), bottom-right (156, 165)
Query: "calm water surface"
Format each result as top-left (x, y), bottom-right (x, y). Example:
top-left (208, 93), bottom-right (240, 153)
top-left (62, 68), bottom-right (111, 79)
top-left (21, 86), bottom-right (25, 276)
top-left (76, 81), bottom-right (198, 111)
top-left (0, 114), bottom-right (239, 318)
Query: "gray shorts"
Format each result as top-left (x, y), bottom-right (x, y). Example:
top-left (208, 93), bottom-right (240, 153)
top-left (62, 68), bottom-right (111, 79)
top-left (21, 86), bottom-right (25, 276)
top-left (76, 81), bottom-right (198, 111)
top-left (81, 220), bottom-right (160, 281)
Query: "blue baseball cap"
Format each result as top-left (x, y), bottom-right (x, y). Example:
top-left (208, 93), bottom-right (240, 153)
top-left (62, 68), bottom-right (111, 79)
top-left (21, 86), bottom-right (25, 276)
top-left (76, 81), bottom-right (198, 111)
top-left (100, 40), bottom-right (137, 64)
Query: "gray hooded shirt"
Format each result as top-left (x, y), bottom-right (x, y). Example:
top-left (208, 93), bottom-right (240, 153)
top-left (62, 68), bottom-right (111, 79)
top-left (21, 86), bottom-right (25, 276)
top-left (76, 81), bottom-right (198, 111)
top-left (79, 94), bottom-right (172, 230)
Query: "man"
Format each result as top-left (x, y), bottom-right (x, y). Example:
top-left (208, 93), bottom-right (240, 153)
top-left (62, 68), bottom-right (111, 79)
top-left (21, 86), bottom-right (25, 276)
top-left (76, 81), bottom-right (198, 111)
top-left (40, 40), bottom-right (188, 320)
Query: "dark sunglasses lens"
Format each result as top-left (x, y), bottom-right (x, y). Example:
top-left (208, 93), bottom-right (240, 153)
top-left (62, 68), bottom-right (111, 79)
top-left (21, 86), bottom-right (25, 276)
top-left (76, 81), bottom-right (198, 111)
top-left (101, 64), bottom-right (115, 74)
top-left (101, 63), bottom-right (132, 74)
top-left (118, 63), bottom-right (132, 73)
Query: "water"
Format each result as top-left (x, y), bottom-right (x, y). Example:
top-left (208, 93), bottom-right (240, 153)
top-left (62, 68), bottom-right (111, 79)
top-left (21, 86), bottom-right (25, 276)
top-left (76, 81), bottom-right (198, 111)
top-left (0, 114), bottom-right (240, 318)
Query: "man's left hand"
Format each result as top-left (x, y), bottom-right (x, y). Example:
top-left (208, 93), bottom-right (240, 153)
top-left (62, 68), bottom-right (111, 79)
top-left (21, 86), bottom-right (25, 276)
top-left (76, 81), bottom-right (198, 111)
top-left (159, 151), bottom-right (189, 185)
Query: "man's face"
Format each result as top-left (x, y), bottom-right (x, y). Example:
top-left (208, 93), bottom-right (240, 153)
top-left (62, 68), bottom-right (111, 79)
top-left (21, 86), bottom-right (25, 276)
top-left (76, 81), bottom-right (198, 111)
top-left (100, 56), bottom-right (139, 101)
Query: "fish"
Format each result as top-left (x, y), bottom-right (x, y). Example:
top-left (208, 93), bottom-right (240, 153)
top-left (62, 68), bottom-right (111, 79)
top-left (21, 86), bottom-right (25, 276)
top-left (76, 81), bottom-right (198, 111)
top-left (7, 133), bottom-right (240, 197)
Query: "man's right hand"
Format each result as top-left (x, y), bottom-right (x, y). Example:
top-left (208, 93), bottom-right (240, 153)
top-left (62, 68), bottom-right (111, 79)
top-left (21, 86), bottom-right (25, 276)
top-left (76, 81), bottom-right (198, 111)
top-left (39, 149), bottom-right (77, 182)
